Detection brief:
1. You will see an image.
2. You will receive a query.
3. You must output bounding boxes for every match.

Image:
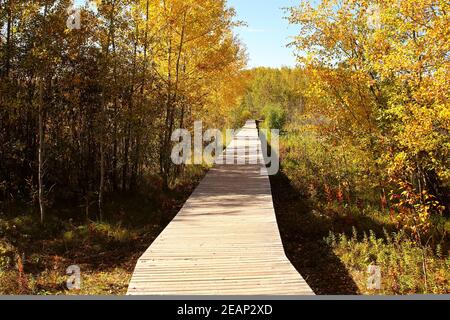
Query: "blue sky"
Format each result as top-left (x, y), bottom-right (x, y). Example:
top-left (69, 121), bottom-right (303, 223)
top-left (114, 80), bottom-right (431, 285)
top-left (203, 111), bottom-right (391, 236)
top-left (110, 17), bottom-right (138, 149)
top-left (228, 0), bottom-right (300, 68)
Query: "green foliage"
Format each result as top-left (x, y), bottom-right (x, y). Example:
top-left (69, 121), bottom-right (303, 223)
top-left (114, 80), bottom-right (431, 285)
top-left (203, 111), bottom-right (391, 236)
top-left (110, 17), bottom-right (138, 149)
top-left (262, 104), bottom-right (286, 130)
top-left (228, 103), bottom-right (254, 129)
top-left (240, 110), bottom-right (253, 123)
top-left (281, 131), bottom-right (377, 205)
top-left (326, 229), bottom-right (450, 294)
top-left (239, 67), bottom-right (306, 122)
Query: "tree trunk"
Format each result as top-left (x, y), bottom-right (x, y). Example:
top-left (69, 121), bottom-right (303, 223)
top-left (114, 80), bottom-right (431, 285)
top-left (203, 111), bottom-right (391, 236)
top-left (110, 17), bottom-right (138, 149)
top-left (38, 78), bottom-right (45, 224)
top-left (97, 2), bottom-right (116, 221)
top-left (98, 141), bottom-right (104, 222)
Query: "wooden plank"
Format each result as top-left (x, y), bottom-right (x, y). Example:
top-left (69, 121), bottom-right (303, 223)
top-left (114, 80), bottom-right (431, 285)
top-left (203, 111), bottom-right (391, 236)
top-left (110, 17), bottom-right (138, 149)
top-left (127, 121), bottom-right (314, 295)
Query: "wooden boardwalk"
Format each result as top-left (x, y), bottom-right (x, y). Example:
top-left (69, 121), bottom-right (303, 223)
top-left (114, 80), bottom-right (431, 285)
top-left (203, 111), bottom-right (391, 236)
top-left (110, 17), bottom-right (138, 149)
top-left (127, 121), bottom-right (314, 295)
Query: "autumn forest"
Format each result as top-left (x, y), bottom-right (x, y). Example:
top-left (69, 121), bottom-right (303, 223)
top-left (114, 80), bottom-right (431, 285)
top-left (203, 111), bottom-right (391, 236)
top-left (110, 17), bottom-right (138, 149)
top-left (0, 0), bottom-right (449, 295)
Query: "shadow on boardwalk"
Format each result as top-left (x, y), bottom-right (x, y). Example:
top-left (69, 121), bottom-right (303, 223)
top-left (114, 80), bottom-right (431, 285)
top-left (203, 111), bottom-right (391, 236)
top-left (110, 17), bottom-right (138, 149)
top-left (270, 172), bottom-right (360, 295)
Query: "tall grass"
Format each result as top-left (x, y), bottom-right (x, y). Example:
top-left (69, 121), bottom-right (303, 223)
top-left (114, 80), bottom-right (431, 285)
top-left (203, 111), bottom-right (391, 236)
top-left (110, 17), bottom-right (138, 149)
top-left (326, 228), bottom-right (449, 294)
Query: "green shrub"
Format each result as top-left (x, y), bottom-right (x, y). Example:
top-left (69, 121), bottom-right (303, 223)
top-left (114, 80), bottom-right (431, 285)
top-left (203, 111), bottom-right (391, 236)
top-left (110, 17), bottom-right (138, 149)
top-left (325, 230), bottom-right (450, 294)
top-left (240, 110), bottom-right (253, 123)
top-left (262, 103), bottom-right (286, 130)
top-left (280, 130), bottom-right (378, 205)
